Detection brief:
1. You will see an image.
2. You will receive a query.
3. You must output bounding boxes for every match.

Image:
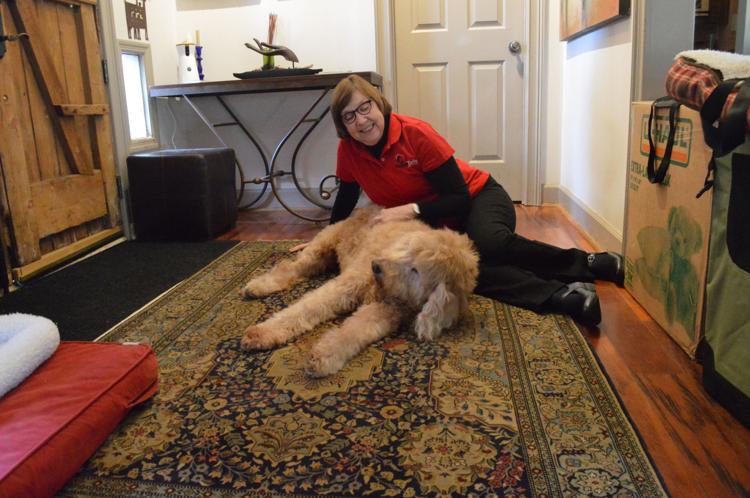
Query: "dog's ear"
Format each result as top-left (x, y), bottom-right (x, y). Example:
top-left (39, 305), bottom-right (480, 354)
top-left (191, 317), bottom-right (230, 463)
top-left (442, 231), bottom-right (479, 295)
top-left (415, 282), bottom-right (460, 341)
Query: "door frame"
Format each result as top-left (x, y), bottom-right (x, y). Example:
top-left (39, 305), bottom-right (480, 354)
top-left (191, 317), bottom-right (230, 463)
top-left (374, 0), bottom-right (546, 205)
top-left (96, 0), bottom-right (131, 237)
top-left (96, 0), bottom-right (159, 239)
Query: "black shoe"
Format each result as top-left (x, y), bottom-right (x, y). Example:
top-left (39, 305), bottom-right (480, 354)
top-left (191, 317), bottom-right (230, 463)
top-left (587, 252), bottom-right (624, 287)
top-left (550, 282), bottom-right (601, 327)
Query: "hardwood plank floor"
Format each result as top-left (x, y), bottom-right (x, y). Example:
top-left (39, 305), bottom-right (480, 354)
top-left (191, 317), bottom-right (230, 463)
top-left (226, 205), bottom-right (750, 498)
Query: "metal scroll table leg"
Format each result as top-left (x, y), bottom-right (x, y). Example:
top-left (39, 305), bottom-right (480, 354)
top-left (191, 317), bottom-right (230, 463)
top-left (179, 90), bottom-right (338, 222)
top-left (215, 96), bottom-right (271, 209)
top-left (181, 95), bottom-right (269, 208)
top-left (291, 106), bottom-right (340, 208)
top-left (267, 88), bottom-right (334, 222)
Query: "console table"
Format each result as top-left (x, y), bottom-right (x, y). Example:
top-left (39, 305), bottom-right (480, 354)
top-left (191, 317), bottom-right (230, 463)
top-left (149, 72), bottom-right (383, 222)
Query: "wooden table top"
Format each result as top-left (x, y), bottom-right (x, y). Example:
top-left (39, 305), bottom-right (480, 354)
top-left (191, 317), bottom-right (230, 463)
top-left (149, 71), bottom-right (383, 98)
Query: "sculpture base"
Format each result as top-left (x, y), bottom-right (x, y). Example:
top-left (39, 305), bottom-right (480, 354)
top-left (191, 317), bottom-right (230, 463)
top-left (233, 67), bottom-right (323, 79)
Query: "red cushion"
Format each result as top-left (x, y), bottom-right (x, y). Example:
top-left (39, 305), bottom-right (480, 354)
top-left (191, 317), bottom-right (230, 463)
top-left (0, 341), bottom-right (158, 498)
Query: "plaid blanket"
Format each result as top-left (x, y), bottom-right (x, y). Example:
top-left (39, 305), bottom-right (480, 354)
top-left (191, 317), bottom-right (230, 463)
top-left (666, 55), bottom-right (750, 129)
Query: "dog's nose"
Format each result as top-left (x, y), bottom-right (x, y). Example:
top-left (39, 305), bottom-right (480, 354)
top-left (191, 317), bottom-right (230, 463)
top-left (371, 261), bottom-right (382, 275)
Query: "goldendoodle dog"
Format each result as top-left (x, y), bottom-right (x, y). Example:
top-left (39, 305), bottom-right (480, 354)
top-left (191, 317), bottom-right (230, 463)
top-left (240, 207), bottom-right (479, 377)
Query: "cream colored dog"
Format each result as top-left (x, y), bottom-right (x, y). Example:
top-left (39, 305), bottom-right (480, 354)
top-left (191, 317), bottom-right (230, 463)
top-left (240, 207), bottom-right (479, 377)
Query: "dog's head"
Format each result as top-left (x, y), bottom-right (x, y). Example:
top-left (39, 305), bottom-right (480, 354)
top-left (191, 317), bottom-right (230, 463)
top-left (667, 206), bottom-right (703, 259)
top-left (370, 228), bottom-right (478, 341)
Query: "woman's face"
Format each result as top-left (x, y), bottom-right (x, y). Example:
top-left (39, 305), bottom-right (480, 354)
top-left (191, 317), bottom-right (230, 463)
top-left (342, 90), bottom-right (385, 146)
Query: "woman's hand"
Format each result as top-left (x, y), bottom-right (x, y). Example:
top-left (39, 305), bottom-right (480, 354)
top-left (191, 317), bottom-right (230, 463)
top-left (373, 204), bottom-right (418, 224)
top-left (289, 242), bottom-right (310, 253)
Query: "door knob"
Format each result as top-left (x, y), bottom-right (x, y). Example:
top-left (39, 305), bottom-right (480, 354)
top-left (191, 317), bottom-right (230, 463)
top-left (508, 40), bottom-right (521, 54)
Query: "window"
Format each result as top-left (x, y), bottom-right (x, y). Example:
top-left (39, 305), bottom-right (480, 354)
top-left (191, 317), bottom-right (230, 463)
top-left (121, 51), bottom-right (152, 141)
top-left (116, 40), bottom-right (156, 150)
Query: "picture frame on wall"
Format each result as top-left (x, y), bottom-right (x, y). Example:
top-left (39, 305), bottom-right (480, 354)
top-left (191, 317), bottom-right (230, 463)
top-left (560, 0), bottom-right (631, 41)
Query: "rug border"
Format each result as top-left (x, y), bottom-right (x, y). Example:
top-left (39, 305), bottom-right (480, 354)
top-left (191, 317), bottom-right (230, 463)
top-left (496, 303), bottom-right (562, 496)
top-left (554, 314), bottom-right (673, 498)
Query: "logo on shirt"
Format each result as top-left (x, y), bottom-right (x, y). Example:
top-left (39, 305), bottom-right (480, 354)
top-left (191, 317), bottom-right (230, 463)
top-left (395, 154), bottom-right (419, 168)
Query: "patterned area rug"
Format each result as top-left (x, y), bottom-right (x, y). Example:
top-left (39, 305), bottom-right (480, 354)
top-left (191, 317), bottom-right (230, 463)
top-left (59, 241), bottom-right (669, 498)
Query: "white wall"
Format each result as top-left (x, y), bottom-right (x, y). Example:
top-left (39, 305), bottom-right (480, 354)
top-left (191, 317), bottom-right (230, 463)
top-left (544, 1), bottom-right (633, 247)
top-left (111, 1), bottom-right (377, 85)
top-left (147, 0), bottom-right (179, 85)
top-left (544, 0), bottom-right (563, 187)
top-left (561, 20), bottom-right (632, 239)
top-left (174, 0), bottom-right (377, 82)
top-left (111, 0), bottom-right (129, 38)
top-left (111, 0), bottom-right (178, 85)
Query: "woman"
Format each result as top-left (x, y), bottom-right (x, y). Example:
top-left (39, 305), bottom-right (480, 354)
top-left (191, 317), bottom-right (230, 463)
top-left (314, 75), bottom-right (624, 326)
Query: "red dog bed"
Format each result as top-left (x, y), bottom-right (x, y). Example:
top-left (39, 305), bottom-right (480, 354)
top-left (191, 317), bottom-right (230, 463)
top-left (0, 341), bottom-right (158, 498)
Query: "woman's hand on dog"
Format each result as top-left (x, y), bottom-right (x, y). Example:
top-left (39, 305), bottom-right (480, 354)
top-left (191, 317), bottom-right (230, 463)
top-left (373, 204), bottom-right (418, 225)
top-left (289, 242), bottom-right (310, 253)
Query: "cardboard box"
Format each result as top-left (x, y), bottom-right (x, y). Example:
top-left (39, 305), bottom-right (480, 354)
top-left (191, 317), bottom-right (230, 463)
top-left (624, 102), bottom-right (714, 357)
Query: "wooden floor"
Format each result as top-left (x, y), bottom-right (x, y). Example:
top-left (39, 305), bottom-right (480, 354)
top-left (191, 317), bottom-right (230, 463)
top-left (221, 205), bottom-right (750, 498)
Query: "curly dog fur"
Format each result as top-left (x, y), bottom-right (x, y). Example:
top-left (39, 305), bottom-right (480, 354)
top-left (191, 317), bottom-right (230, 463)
top-left (240, 207), bottom-right (479, 377)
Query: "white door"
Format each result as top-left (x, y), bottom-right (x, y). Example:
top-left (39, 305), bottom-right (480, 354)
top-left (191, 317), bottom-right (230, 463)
top-left (394, 0), bottom-right (526, 200)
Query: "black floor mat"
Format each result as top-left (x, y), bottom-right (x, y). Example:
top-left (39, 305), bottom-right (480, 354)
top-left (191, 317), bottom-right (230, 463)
top-left (0, 240), bottom-right (238, 341)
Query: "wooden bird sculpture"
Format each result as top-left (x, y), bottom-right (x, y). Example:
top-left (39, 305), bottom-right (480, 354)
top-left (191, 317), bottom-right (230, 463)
top-left (245, 38), bottom-right (299, 67)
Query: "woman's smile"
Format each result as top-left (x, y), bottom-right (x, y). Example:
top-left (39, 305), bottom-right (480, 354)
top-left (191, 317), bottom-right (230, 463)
top-left (344, 91), bottom-right (385, 146)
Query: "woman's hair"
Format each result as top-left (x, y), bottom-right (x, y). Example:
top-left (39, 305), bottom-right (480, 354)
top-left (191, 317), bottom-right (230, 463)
top-left (330, 75), bottom-right (392, 139)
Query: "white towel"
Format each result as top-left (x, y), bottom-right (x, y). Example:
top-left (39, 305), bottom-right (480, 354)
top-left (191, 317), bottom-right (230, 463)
top-left (0, 313), bottom-right (60, 399)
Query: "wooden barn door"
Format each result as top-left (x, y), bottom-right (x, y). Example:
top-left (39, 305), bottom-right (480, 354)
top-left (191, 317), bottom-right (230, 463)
top-left (0, 0), bottom-right (120, 281)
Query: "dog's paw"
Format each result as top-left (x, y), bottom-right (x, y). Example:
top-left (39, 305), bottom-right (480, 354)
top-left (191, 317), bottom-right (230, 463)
top-left (305, 348), bottom-right (346, 378)
top-left (415, 321), bottom-right (442, 342)
top-left (240, 280), bottom-right (267, 299)
top-left (240, 324), bottom-right (282, 350)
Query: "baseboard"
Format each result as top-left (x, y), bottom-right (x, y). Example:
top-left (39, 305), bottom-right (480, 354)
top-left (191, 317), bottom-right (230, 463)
top-left (241, 187), bottom-right (374, 211)
top-left (542, 184), bottom-right (623, 253)
top-left (238, 186), bottom-right (334, 211)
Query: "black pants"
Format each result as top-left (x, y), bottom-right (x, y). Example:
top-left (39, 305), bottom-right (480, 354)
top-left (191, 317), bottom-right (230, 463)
top-left (464, 177), bottom-right (595, 312)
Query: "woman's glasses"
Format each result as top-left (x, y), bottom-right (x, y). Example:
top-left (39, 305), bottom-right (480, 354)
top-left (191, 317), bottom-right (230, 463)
top-left (341, 99), bottom-right (373, 124)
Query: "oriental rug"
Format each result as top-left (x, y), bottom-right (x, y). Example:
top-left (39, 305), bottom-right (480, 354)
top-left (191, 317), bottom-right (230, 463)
top-left (59, 241), bottom-right (669, 498)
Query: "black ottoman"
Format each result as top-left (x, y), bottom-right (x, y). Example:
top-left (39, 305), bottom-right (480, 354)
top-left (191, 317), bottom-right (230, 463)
top-left (127, 148), bottom-right (237, 241)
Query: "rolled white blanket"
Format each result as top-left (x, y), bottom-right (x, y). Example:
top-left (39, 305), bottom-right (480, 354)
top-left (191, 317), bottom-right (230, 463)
top-left (0, 313), bottom-right (60, 399)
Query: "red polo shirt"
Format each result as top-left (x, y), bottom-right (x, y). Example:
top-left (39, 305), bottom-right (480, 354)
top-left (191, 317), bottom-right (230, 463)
top-left (336, 113), bottom-right (489, 208)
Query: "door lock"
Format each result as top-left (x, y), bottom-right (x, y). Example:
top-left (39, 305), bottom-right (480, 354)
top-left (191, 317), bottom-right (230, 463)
top-left (0, 33), bottom-right (29, 42)
top-left (0, 1), bottom-right (30, 60)
top-left (0, 32), bottom-right (29, 59)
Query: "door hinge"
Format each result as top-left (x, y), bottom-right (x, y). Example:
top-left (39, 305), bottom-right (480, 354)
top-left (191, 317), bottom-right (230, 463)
top-left (116, 176), bottom-right (123, 199)
top-left (102, 59), bottom-right (109, 85)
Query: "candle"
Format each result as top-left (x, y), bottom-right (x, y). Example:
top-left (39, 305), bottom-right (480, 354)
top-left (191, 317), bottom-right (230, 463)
top-left (195, 30), bottom-right (201, 46)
